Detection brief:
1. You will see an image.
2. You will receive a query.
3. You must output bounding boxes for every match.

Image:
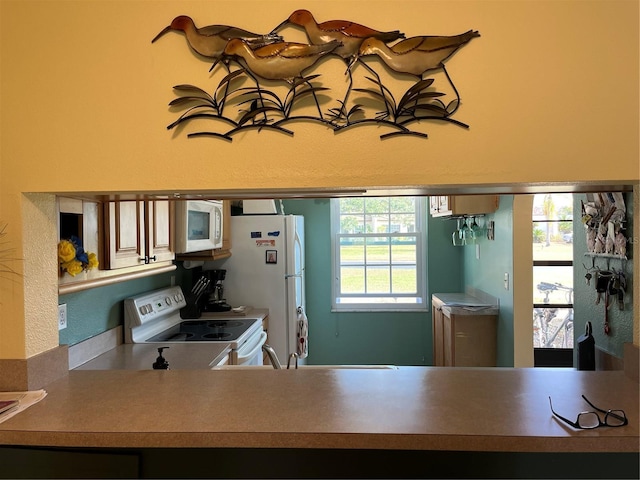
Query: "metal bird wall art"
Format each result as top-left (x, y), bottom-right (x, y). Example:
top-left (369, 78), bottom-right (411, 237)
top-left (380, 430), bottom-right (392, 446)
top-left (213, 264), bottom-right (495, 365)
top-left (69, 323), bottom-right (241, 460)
top-left (271, 9), bottom-right (405, 120)
top-left (152, 16), bottom-right (283, 67)
top-left (153, 12), bottom-right (480, 141)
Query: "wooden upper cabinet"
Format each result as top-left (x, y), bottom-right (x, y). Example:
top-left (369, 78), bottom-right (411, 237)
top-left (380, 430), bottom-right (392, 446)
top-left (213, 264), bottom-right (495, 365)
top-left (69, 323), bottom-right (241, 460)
top-left (104, 200), bottom-right (174, 269)
top-left (429, 195), bottom-right (499, 217)
top-left (146, 200), bottom-right (174, 264)
top-left (104, 201), bottom-right (144, 269)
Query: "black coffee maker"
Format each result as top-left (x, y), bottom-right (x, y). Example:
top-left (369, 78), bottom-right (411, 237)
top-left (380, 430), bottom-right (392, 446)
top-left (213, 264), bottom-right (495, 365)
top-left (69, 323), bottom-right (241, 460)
top-left (203, 269), bottom-right (232, 312)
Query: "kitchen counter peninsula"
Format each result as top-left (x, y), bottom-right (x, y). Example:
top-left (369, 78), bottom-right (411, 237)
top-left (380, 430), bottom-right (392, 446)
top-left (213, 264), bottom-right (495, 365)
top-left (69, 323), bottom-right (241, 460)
top-left (74, 343), bottom-right (232, 370)
top-left (0, 367), bottom-right (638, 478)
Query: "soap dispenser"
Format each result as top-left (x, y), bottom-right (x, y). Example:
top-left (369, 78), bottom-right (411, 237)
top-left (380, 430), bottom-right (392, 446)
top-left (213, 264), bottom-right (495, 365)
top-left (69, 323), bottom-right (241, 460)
top-left (152, 347), bottom-right (170, 370)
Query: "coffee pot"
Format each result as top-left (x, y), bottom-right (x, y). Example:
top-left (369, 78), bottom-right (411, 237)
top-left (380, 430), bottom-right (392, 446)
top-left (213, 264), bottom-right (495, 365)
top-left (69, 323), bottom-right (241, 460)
top-left (204, 269), bottom-right (232, 312)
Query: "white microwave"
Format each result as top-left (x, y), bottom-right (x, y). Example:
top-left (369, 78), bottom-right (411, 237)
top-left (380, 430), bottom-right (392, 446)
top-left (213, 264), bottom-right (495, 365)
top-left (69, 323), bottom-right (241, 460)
top-left (175, 200), bottom-right (224, 253)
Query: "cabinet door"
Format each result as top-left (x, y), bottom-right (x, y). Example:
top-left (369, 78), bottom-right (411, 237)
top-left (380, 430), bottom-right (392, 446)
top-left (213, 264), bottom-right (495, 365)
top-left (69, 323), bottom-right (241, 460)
top-left (438, 196), bottom-right (450, 213)
top-left (443, 314), bottom-right (454, 366)
top-left (429, 196), bottom-right (450, 215)
top-left (146, 200), bottom-right (174, 263)
top-left (453, 315), bottom-right (497, 367)
top-left (105, 201), bottom-right (145, 269)
top-left (429, 195), bottom-right (499, 217)
top-left (429, 197), bottom-right (440, 215)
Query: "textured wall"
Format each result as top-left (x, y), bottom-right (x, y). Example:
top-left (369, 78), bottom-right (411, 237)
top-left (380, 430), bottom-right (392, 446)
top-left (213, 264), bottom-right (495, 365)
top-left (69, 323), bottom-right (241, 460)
top-left (22, 194), bottom-right (59, 358)
top-left (573, 194), bottom-right (634, 361)
top-left (1, 0), bottom-right (638, 359)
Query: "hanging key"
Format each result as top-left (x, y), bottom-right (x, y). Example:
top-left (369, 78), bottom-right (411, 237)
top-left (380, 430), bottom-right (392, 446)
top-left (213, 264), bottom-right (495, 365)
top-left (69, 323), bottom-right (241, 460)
top-left (617, 272), bottom-right (626, 311)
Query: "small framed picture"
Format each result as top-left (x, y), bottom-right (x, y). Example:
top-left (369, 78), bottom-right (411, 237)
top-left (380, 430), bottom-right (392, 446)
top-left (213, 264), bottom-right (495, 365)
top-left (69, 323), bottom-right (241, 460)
top-left (266, 250), bottom-right (277, 264)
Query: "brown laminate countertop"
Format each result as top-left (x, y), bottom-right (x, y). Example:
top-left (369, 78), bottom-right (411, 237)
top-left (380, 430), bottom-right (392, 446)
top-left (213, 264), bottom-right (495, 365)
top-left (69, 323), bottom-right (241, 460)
top-left (0, 368), bottom-right (637, 452)
top-left (74, 343), bottom-right (232, 370)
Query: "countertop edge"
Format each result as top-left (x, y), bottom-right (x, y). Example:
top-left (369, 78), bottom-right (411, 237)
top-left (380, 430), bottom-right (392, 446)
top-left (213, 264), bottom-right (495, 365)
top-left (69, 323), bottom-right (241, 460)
top-left (0, 431), bottom-right (638, 453)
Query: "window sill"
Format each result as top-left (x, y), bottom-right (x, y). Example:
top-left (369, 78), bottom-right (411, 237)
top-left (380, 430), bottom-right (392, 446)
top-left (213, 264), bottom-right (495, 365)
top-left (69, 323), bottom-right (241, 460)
top-left (331, 308), bottom-right (429, 313)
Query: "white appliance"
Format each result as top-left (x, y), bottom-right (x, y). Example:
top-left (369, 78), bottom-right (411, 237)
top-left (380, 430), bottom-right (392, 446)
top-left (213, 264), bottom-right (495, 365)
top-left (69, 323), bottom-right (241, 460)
top-left (175, 200), bottom-right (223, 253)
top-left (212, 215), bottom-right (305, 365)
top-left (123, 286), bottom-right (266, 366)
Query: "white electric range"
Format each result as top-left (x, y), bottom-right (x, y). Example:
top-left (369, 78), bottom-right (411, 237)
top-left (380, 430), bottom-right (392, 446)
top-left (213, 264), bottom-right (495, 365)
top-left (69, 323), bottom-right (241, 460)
top-left (124, 286), bottom-right (266, 366)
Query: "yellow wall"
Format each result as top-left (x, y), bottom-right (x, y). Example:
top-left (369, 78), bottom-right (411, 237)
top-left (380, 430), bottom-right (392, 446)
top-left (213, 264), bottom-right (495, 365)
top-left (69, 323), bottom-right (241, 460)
top-left (1, 0), bottom-right (639, 359)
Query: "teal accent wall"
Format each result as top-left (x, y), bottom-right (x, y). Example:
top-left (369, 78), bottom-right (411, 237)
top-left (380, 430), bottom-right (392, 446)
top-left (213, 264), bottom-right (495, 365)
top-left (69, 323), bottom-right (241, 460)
top-left (58, 272), bottom-right (175, 346)
top-left (55, 195), bottom-right (514, 367)
top-left (572, 194), bottom-right (634, 362)
top-left (462, 196), bottom-right (515, 367)
top-left (281, 198), bottom-right (464, 366)
top-left (58, 194), bottom-right (633, 368)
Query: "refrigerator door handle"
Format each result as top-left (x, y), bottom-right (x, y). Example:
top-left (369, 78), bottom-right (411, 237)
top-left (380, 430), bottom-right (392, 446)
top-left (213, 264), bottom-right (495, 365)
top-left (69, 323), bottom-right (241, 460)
top-left (285, 273), bottom-right (302, 279)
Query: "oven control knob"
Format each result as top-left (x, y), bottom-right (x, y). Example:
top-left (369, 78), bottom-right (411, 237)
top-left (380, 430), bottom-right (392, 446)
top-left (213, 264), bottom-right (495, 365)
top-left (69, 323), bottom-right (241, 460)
top-left (164, 297), bottom-right (172, 306)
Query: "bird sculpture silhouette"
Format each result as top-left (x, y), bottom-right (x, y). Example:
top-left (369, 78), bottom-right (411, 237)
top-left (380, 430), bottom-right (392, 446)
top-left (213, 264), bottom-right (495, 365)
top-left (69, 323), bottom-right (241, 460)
top-left (272, 9), bottom-right (404, 119)
top-left (153, 13), bottom-right (480, 140)
top-left (223, 38), bottom-right (341, 118)
top-left (224, 38), bottom-right (340, 81)
top-left (356, 31), bottom-right (480, 118)
top-left (357, 31), bottom-right (480, 77)
top-left (152, 15), bottom-right (282, 69)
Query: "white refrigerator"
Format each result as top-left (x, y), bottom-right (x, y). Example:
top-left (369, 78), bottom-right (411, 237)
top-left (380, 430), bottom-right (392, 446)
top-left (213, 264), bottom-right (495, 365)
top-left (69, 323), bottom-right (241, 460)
top-left (212, 215), bottom-right (305, 365)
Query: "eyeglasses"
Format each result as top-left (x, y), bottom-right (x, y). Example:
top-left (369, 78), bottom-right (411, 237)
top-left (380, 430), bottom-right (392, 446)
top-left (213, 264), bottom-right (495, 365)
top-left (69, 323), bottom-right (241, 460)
top-left (549, 395), bottom-right (628, 429)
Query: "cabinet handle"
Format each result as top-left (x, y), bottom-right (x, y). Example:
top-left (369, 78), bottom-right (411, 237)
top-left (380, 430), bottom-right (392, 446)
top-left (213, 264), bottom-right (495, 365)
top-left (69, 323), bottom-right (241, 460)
top-left (149, 255), bottom-right (157, 263)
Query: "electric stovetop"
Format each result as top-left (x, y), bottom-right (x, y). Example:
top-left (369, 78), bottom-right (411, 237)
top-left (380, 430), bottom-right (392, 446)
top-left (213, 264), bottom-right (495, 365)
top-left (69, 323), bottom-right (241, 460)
top-left (146, 319), bottom-right (257, 342)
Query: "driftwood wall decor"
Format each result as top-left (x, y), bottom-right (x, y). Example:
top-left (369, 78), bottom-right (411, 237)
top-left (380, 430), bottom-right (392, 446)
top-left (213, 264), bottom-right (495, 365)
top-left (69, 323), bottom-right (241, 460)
top-left (152, 10), bottom-right (479, 141)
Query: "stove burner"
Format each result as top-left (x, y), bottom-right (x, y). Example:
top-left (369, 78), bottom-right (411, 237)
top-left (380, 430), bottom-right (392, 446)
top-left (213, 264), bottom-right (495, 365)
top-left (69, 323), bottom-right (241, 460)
top-left (203, 332), bottom-right (233, 340)
top-left (181, 320), bottom-right (207, 326)
top-left (207, 321), bottom-right (243, 328)
top-left (167, 333), bottom-right (194, 341)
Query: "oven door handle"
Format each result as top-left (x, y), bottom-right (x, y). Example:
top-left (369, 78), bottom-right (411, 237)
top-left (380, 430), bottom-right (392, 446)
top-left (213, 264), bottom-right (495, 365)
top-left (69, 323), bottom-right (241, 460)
top-left (236, 331), bottom-right (267, 363)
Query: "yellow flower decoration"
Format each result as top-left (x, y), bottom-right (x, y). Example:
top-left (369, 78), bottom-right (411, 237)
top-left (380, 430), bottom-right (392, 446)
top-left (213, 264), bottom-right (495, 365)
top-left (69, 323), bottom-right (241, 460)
top-left (58, 240), bottom-right (76, 263)
top-left (87, 252), bottom-right (99, 270)
top-left (58, 237), bottom-right (98, 276)
top-left (62, 259), bottom-right (84, 277)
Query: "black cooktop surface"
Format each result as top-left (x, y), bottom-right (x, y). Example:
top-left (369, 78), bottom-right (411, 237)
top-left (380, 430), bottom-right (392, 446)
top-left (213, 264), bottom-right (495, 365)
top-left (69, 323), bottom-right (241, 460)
top-left (146, 319), bottom-right (255, 342)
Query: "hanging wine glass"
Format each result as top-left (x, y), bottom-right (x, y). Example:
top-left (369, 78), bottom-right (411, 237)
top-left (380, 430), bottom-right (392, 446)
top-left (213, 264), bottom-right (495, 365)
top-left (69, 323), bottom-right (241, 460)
top-left (452, 218), bottom-right (464, 246)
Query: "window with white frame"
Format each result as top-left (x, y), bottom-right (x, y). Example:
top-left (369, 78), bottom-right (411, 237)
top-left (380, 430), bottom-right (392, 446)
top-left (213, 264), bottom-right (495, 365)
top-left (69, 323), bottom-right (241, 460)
top-left (330, 197), bottom-right (427, 311)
